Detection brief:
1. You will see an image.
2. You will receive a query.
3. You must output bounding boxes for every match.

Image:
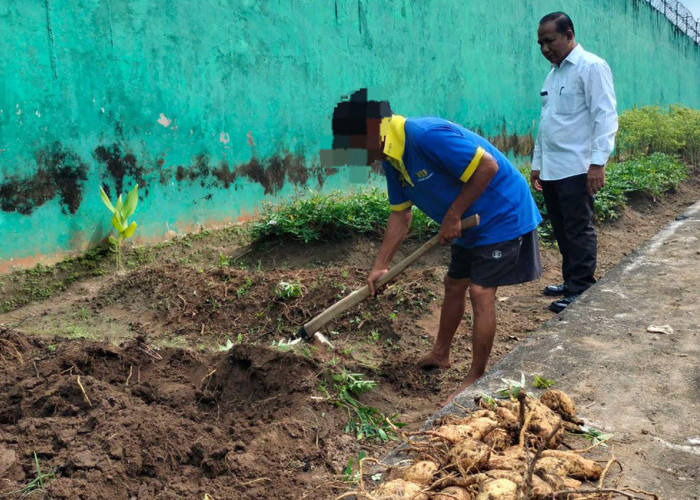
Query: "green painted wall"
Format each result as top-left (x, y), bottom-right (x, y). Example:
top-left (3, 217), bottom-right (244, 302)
top-left (1, 0), bottom-right (699, 271)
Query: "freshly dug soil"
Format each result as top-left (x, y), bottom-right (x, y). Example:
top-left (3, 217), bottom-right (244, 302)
top-left (0, 328), bottom-right (354, 499)
top-left (0, 171), bottom-right (698, 499)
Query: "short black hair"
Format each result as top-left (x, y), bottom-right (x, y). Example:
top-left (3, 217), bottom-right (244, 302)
top-left (331, 88), bottom-right (392, 140)
top-left (539, 11), bottom-right (575, 36)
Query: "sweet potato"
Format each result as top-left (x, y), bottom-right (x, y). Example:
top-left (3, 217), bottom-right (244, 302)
top-left (540, 390), bottom-right (577, 421)
top-left (524, 400), bottom-right (563, 447)
top-left (402, 460), bottom-right (439, 486)
top-left (475, 478), bottom-right (517, 500)
top-left (464, 409), bottom-right (497, 421)
top-left (447, 439), bottom-right (491, 473)
top-left (433, 486), bottom-right (473, 500)
top-left (540, 450), bottom-right (603, 479)
top-left (538, 472), bottom-right (582, 491)
top-left (486, 446), bottom-right (527, 472)
top-left (435, 417), bottom-right (498, 443)
top-left (494, 407), bottom-right (519, 429)
top-left (483, 427), bottom-right (512, 451)
top-left (533, 456), bottom-right (569, 478)
top-left (373, 479), bottom-right (428, 500)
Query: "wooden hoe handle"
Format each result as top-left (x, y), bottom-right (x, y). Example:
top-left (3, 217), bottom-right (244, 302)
top-left (300, 214), bottom-right (480, 338)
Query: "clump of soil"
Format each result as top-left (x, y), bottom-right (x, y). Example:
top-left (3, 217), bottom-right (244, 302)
top-left (0, 327), bottom-right (360, 499)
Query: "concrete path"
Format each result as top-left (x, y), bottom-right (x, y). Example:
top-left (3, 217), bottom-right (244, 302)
top-left (393, 200), bottom-right (700, 500)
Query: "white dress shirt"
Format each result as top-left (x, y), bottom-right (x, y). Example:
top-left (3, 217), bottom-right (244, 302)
top-left (532, 44), bottom-right (618, 181)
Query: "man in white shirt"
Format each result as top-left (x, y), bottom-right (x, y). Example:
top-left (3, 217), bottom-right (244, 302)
top-left (531, 11), bottom-right (618, 313)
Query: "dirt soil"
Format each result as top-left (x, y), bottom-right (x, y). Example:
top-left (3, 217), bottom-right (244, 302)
top-left (0, 173), bottom-right (698, 499)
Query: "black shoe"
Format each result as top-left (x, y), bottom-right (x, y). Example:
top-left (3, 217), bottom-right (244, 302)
top-left (543, 284), bottom-right (567, 296)
top-left (548, 294), bottom-right (580, 313)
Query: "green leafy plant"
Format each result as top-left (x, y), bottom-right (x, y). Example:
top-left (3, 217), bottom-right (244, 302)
top-left (274, 280), bottom-right (304, 300)
top-left (236, 277), bottom-right (253, 298)
top-left (320, 369), bottom-right (404, 442)
top-left (533, 374), bottom-right (556, 389)
top-left (596, 153), bottom-right (688, 220)
top-left (479, 393), bottom-right (497, 409)
top-left (580, 425), bottom-right (614, 447)
top-left (496, 373), bottom-right (526, 399)
top-left (249, 187), bottom-right (438, 244)
top-left (342, 451), bottom-right (366, 483)
top-left (617, 105), bottom-right (700, 164)
top-left (99, 184), bottom-right (139, 271)
top-left (218, 253), bottom-right (230, 267)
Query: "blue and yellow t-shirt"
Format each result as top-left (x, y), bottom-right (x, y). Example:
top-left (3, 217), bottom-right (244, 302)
top-left (382, 115), bottom-right (541, 248)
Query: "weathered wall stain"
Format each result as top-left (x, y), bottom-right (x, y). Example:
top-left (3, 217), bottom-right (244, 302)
top-left (0, 143), bottom-right (88, 215)
top-left (487, 125), bottom-right (536, 158)
top-left (0, 145), bottom-right (329, 219)
top-left (174, 152), bottom-right (318, 194)
top-left (94, 144), bottom-right (146, 198)
top-left (212, 161), bottom-right (237, 189)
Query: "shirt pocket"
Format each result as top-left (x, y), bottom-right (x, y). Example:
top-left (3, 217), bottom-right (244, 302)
top-left (555, 84), bottom-right (585, 115)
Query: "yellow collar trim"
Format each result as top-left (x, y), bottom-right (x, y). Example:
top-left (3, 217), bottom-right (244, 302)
top-left (382, 115), bottom-right (406, 161)
top-left (382, 115), bottom-right (413, 186)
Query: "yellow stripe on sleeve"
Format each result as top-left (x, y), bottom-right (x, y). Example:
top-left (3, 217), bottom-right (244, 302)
top-left (459, 146), bottom-right (485, 182)
top-left (390, 201), bottom-right (412, 212)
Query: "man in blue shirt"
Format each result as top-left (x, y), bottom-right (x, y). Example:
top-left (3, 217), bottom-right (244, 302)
top-left (330, 90), bottom-right (542, 398)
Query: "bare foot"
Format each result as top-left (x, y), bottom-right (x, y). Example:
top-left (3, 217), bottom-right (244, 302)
top-left (418, 351), bottom-right (451, 370)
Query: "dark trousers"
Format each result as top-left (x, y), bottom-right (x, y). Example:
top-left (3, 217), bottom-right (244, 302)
top-left (541, 174), bottom-right (597, 294)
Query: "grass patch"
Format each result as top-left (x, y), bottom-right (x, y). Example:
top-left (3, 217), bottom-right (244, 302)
top-left (249, 187), bottom-right (437, 243)
top-left (0, 246), bottom-right (111, 313)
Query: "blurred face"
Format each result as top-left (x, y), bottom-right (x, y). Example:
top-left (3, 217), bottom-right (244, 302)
top-left (537, 21), bottom-right (575, 66)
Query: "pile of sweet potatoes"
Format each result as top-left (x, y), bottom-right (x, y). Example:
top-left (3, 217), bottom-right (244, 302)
top-left (359, 390), bottom-right (609, 500)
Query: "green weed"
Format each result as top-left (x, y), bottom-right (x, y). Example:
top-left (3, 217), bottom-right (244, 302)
top-left (9, 452), bottom-right (55, 498)
top-left (63, 325), bottom-right (95, 340)
top-left (218, 253), bottom-right (230, 267)
top-left (342, 451), bottom-right (366, 483)
top-left (533, 374), bottom-right (556, 389)
top-left (479, 393), bottom-right (497, 409)
top-left (249, 187), bottom-right (437, 244)
top-left (579, 425), bottom-right (614, 447)
top-left (236, 278), bottom-right (253, 298)
top-left (217, 338), bottom-right (235, 351)
top-left (320, 369), bottom-right (404, 442)
top-left (274, 281), bottom-right (304, 300)
top-left (496, 373), bottom-right (526, 399)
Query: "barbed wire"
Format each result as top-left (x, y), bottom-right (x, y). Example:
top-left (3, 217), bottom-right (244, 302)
top-left (643, 0), bottom-right (700, 44)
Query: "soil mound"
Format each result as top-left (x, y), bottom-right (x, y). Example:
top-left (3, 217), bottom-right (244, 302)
top-left (0, 329), bottom-right (352, 499)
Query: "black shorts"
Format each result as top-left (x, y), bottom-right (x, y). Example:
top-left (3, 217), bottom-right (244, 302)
top-left (447, 229), bottom-right (542, 287)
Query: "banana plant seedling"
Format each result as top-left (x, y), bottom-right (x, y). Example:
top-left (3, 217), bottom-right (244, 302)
top-left (99, 184), bottom-right (139, 272)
